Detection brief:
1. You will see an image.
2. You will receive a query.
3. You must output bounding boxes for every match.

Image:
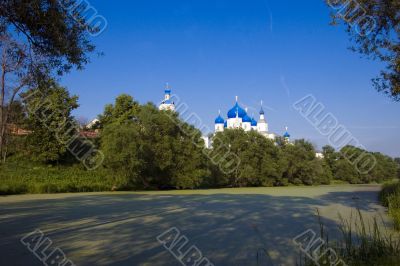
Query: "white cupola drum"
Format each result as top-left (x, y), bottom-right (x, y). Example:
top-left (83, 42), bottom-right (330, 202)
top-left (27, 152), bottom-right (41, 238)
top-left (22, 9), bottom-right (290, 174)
top-left (159, 83), bottom-right (176, 111)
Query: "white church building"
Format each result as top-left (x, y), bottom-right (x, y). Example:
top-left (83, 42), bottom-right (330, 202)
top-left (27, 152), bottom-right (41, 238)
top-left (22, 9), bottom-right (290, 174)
top-left (157, 88), bottom-right (291, 147)
top-left (214, 96), bottom-right (291, 142)
top-left (158, 85), bottom-right (176, 111)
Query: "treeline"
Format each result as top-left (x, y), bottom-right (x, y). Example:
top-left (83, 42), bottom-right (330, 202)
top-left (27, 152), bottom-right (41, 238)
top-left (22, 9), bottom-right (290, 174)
top-left (2, 91), bottom-right (399, 193)
top-left (98, 95), bottom-right (399, 189)
top-left (210, 130), bottom-right (399, 188)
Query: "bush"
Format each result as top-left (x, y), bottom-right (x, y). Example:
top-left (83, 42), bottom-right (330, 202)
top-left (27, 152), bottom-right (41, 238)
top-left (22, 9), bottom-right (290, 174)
top-left (0, 158), bottom-right (120, 195)
top-left (380, 182), bottom-right (400, 230)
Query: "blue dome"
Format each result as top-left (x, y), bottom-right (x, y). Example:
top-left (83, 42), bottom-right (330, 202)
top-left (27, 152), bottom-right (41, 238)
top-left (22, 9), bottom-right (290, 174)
top-left (259, 106), bottom-right (265, 115)
top-left (284, 132), bottom-right (290, 138)
top-left (227, 102), bottom-right (247, 119)
top-left (242, 114), bottom-right (252, 123)
top-left (251, 118), bottom-right (258, 127)
top-left (215, 115), bottom-right (225, 124)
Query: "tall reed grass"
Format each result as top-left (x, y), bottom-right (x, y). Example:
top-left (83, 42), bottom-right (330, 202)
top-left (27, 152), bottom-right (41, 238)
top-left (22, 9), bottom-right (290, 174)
top-left (298, 209), bottom-right (400, 266)
top-left (380, 182), bottom-right (400, 231)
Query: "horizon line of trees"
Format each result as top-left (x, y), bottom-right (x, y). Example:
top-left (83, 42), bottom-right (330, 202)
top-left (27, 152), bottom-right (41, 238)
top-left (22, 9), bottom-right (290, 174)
top-left (4, 91), bottom-right (400, 190)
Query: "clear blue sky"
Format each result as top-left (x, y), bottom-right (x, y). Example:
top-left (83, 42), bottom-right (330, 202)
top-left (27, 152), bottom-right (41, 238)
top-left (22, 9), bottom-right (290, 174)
top-left (61, 0), bottom-right (400, 157)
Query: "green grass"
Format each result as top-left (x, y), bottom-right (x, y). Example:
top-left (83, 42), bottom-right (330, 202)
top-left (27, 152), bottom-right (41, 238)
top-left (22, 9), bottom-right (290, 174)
top-left (380, 181), bottom-right (400, 231)
top-left (0, 158), bottom-right (120, 195)
top-left (299, 209), bottom-right (400, 266)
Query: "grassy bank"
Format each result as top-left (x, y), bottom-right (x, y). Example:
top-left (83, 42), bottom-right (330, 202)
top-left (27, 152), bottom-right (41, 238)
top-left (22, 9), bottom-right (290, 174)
top-left (380, 181), bottom-right (400, 231)
top-left (298, 209), bottom-right (400, 266)
top-left (0, 159), bottom-right (118, 195)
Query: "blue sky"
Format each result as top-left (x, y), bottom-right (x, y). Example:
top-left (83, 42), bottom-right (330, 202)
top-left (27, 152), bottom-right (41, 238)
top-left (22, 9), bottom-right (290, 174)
top-left (61, 0), bottom-right (400, 157)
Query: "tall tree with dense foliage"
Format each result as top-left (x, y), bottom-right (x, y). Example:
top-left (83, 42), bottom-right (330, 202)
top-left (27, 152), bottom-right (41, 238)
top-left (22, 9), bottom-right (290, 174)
top-left (22, 81), bottom-right (79, 163)
top-left (0, 0), bottom-right (97, 162)
top-left (100, 95), bottom-right (209, 189)
top-left (326, 0), bottom-right (400, 101)
top-left (211, 129), bottom-right (284, 187)
top-left (281, 140), bottom-right (331, 185)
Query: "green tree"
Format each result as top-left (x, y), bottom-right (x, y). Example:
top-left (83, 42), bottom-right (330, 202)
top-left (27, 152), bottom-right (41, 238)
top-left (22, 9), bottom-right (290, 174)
top-left (210, 129), bottom-right (282, 187)
top-left (336, 145), bottom-right (398, 183)
top-left (0, 0), bottom-right (96, 74)
top-left (101, 121), bottom-right (144, 188)
top-left (1, 0), bottom-right (97, 161)
top-left (281, 140), bottom-right (328, 185)
top-left (326, 0), bottom-right (400, 101)
top-left (366, 152), bottom-right (399, 183)
top-left (334, 158), bottom-right (361, 183)
top-left (22, 81), bottom-right (79, 163)
top-left (396, 158), bottom-right (400, 178)
top-left (322, 145), bottom-right (339, 174)
top-left (100, 95), bottom-right (209, 189)
top-left (99, 94), bottom-right (140, 126)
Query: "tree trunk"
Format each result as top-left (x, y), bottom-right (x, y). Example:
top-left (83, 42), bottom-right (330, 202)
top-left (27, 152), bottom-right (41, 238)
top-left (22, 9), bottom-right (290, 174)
top-left (2, 136), bottom-right (7, 163)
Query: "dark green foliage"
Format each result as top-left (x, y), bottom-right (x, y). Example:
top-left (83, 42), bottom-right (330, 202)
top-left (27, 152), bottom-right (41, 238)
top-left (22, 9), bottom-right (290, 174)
top-left (0, 0), bottom-right (96, 74)
top-left (2, 101), bottom-right (27, 158)
top-left (0, 157), bottom-right (116, 195)
top-left (22, 80), bottom-right (79, 163)
top-left (210, 129), bottom-right (282, 187)
top-left (394, 158), bottom-right (400, 178)
top-left (99, 94), bottom-right (140, 126)
top-left (100, 95), bottom-right (209, 190)
top-left (280, 140), bottom-right (329, 186)
top-left (210, 130), bottom-right (330, 187)
top-left (334, 158), bottom-right (361, 184)
top-left (380, 182), bottom-right (400, 231)
top-left (322, 145), bottom-right (338, 171)
top-left (328, 145), bottom-right (399, 184)
top-left (7, 101), bottom-right (26, 126)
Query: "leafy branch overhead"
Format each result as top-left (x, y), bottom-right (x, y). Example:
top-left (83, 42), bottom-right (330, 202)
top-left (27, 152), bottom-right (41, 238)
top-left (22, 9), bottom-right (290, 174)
top-left (0, 0), bottom-right (96, 75)
top-left (327, 0), bottom-right (400, 101)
